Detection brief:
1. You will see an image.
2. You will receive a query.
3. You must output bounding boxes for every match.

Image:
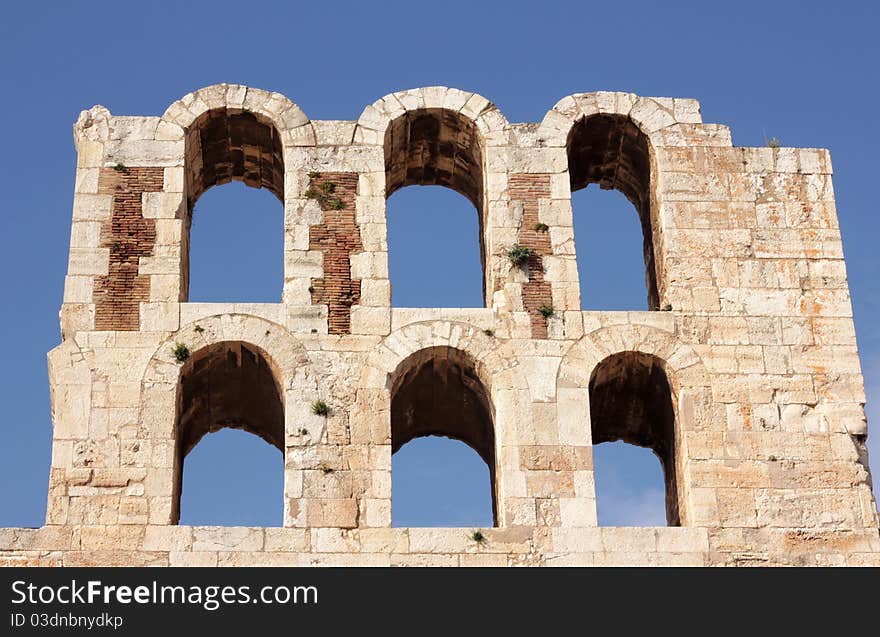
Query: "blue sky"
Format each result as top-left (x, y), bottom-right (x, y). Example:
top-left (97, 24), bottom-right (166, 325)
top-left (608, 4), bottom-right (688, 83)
top-left (0, 1), bottom-right (877, 528)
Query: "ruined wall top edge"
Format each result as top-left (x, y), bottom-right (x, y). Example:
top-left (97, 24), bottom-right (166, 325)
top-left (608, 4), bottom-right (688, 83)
top-left (70, 84), bottom-right (759, 153)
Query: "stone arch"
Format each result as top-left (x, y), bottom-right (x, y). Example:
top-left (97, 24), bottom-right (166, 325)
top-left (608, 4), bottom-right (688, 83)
top-left (161, 85), bottom-right (315, 302)
top-left (174, 340), bottom-right (285, 453)
top-left (589, 351), bottom-right (680, 524)
top-left (356, 320), bottom-right (530, 526)
top-left (390, 345), bottom-right (498, 523)
top-left (357, 88), bottom-right (510, 306)
top-left (140, 314), bottom-right (314, 524)
top-left (142, 314), bottom-right (313, 424)
top-left (557, 323), bottom-right (711, 409)
top-left (537, 91), bottom-right (702, 149)
top-left (354, 86), bottom-right (511, 147)
top-left (556, 323), bottom-right (713, 526)
top-left (358, 320), bottom-right (527, 394)
top-left (161, 84), bottom-right (315, 148)
top-left (538, 93), bottom-right (698, 310)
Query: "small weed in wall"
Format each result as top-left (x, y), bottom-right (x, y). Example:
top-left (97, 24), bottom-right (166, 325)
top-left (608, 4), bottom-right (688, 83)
top-left (311, 400), bottom-right (330, 416)
top-left (299, 428), bottom-right (309, 436)
top-left (507, 245), bottom-right (532, 266)
top-left (306, 174), bottom-right (345, 210)
top-left (483, 328), bottom-right (494, 337)
top-left (534, 222), bottom-right (549, 233)
top-left (172, 343), bottom-right (190, 363)
top-left (321, 466), bottom-right (335, 475)
top-left (766, 137), bottom-right (780, 149)
top-left (539, 305), bottom-right (555, 318)
top-left (470, 530), bottom-right (486, 544)
top-left (112, 163), bottom-right (126, 172)
top-left (193, 325), bottom-right (204, 334)
top-left (661, 304), bottom-right (673, 312)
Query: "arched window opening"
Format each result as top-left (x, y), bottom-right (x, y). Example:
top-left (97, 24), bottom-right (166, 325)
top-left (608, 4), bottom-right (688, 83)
top-left (178, 428), bottom-right (283, 527)
top-left (183, 109), bottom-right (284, 302)
top-left (390, 347), bottom-right (496, 526)
top-left (589, 351), bottom-right (680, 526)
top-left (384, 109), bottom-right (488, 305)
top-left (386, 186), bottom-right (483, 307)
top-left (188, 182), bottom-right (282, 302)
top-left (571, 187), bottom-right (650, 310)
top-left (592, 441), bottom-right (669, 526)
top-left (173, 341), bottom-right (284, 526)
top-left (567, 114), bottom-right (660, 310)
top-left (392, 437), bottom-right (494, 527)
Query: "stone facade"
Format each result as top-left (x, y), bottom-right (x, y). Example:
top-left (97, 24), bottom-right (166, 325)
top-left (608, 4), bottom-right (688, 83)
top-left (1, 84), bottom-right (877, 566)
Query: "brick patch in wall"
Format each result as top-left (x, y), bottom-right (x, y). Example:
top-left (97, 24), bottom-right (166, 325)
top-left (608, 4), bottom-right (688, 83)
top-left (308, 173), bottom-right (362, 335)
top-left (510, 174), bottom-right (553, 338)
top-left (93, 167), bottom-right (164, 330)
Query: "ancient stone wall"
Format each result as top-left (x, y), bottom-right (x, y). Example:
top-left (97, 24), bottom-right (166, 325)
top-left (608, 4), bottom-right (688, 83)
top-left (3, 84), bottom-right (877, 566)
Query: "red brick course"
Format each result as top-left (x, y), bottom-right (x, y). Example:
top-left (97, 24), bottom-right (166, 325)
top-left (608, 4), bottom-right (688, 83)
top-left (94, 167), bottom-right (164, 330)
top-left (308, 173), bottom-right (362, 335)
top-left (510, 174), bottom-right (553, 338)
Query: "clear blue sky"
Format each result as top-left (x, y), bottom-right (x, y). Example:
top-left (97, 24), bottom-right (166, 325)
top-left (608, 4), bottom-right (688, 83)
top-left (0, 1), bottom-right (877, 528)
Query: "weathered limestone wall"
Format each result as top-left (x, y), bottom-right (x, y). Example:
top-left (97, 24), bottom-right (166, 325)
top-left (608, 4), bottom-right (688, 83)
top-left (3, 85), bottom-right (877, 566)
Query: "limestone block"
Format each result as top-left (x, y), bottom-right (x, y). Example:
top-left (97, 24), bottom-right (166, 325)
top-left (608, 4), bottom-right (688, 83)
top-left (306, 499), bottom-right (358, 528)
top-left (139, 302), bottom-right (179, 332)
top-left (284, 250), bottom-right (323, 278)
top-left (349, 251), bottom-right (388, 279)
top-left (359, 278), bottom-right (391, 307)
top-left (76, 141), bottom-right (107, 168)
top-left (558, 498), bottom-right (597, 527)
top-left (192, 527), bottom-right (264, 552)
top-left (350, 306), bottom-right (390, 335)
top-left (142, 192), bottom-right (185, 219)
top-left (63, 275), bottom-right (93, 304)
top-left (67, 249), bottom-right (109, 277)
top-left (105, 139), bottom-right (183, 167)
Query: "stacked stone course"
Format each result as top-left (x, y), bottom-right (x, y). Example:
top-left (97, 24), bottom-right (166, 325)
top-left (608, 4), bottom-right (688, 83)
top-left (2, 84), bottom-right (876, 567)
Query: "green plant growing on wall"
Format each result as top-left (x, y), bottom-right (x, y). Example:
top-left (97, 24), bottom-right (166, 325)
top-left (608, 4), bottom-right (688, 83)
top-left (507, 245), bottom-right (532, 266)
top-left (470, 530), bottom-right (486, 544)
top-left (172, 343), bottom-right (190, 363)
top-left (305, 172), bottom-right (346, 210)
top-left (534, 222), bottom-right (549, 233)
top-left (539, 305), bottom-right (555, 318)
top-left (311, 400), bottom-right (330, 416)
